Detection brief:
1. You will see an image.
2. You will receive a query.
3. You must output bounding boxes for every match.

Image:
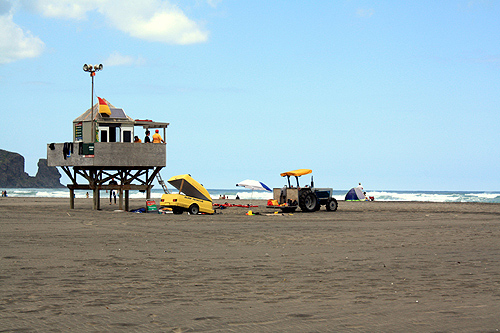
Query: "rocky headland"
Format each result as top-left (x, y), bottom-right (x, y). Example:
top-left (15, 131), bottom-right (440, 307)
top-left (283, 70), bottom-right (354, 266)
top-left (0, 149), bottom-right (63, 188)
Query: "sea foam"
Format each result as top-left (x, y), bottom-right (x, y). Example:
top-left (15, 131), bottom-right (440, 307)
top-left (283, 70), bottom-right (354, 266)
top-left (2, 188), bottom-right (500, 203)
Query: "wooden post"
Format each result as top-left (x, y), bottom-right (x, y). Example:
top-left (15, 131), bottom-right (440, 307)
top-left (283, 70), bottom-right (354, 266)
top-left (93, 187), bottom-right (98, 210)
top-left (119, 187), bottom-right (123, 210)
top-left (92, 170), bottom-right (98, 210)
top-left (69, 188), bottom-right (74, 209)
top-left (125, 190), bottom-right (129, 211)
top-left (97, 187), bottom-right (101, 210)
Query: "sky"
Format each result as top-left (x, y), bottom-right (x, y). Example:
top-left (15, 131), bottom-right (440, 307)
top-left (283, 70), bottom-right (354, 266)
top-left (1, 0), bottom-right (499, 191)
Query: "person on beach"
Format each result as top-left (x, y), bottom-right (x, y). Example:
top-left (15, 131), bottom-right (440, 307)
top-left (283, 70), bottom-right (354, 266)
top-left (144, 130), bottom-right (151, 143)
top-left (109, 178), bottom-right (118, 204)
top-left (134, 136), bottom-right (142, 143)
top-left (152, 129), bottom-right (165, 143)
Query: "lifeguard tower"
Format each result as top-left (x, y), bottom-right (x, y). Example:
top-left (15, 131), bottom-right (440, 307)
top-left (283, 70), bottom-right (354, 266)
top-left (47, 99), bottom-right (169, 211)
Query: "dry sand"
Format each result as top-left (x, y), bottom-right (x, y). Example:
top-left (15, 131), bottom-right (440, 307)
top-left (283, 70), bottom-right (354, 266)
top-left (1, 197), bottom-right (500, 331)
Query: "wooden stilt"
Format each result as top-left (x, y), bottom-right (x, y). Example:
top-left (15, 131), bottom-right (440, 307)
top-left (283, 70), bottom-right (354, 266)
top-left (93, 187), bottom-right (98, 210)
top-left (69, 188), bottom-right (74, 209)
top-left (97, 188), bottom-right (101, 210)
top-left (125, 190), bottom-right (129, 211)
top-left (119, 188), bottom-right (123, 210)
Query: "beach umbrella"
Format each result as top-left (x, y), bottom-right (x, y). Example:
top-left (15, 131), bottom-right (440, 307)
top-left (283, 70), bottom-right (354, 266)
top-left (236, 179), bottom-right (272, 201)
top-left (236, 180), bottom-right (272, 192)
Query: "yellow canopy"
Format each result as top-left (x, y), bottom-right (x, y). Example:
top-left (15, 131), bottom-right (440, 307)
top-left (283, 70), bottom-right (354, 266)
top-left (280, 169), bottom-right (312, 177)
top-left (167, 174), bottom-right (212, 202)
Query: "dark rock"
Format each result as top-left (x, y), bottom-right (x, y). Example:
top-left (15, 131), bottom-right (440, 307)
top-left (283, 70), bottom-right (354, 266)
top-left (0, 149), bottom-right (64, 188)
top-left (35, 159), bottom-right (64, 188)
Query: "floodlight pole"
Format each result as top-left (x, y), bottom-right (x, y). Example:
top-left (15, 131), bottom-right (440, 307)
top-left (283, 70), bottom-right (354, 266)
top-left (83, 64), bottom-right (103, 143)
top-left (90, 72), bottom-right (95, 143)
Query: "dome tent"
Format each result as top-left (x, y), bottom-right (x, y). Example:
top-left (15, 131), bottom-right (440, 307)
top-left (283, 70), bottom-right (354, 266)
top-left (345, 187), bottom-right (366, 201)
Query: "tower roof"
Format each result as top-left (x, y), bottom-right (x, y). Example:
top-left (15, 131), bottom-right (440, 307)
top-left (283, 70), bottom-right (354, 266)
top-left (73, 100), bottom-right (134, 123)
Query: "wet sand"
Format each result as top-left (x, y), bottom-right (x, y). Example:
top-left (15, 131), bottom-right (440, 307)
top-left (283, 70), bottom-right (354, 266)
top-left (1, 198), bottom-right (500, 331)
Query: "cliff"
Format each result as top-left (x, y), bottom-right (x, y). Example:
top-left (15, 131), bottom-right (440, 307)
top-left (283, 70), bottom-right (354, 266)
top-left (0, 149), bottom-right (64, 188)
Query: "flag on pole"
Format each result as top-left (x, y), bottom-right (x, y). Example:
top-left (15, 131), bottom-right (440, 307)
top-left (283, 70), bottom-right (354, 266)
top-left (97, 97), bottom-right (111, 116)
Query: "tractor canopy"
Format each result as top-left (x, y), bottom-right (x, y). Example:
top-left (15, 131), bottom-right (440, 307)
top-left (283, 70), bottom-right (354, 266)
top-left (280, 169), bottom-right (312, 177)
top-left (167, 174), bottom-right (212, 202)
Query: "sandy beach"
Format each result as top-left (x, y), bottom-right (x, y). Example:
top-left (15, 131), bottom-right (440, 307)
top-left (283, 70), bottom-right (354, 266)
top-left (1, 197), bottom-right (500, 331)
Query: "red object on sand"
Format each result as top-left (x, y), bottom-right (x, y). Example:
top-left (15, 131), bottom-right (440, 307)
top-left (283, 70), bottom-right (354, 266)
top-left (213, 203), bottom-right (258, 208)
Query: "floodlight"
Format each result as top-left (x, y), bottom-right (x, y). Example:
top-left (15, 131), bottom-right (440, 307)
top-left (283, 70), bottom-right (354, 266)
top-left (98, 64), bottom-right (103, 70)
top-left (83, 64), bottom-right (89, 71)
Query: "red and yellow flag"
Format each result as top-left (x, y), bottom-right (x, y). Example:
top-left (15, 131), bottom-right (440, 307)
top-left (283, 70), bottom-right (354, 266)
top-left (97, 97), bottom-right (111, 116)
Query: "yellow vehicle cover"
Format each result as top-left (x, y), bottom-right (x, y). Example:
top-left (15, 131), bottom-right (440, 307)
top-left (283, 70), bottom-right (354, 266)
top-left (280, 169), bottom-right (312, 177)
top-left (167, 174), bottom-right (212, 202)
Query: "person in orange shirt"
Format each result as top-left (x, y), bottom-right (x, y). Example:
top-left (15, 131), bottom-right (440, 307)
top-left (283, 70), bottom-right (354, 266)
top-left (152, 129), bottom-right (165, 143)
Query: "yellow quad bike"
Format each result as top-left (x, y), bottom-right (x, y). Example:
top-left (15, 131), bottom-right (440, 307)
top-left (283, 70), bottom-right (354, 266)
top-left (160, 174), bottom-right (214, 215)
top-left (268, 169), bottom-right (338, 213)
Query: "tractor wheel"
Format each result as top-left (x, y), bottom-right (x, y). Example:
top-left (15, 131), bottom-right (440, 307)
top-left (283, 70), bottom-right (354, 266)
top-left (298, 191), bottom-right (308, 211)
top-left (172, 207), bottom-right (183, 214)
top-left (188, 204), bottom-right (199, 215)
top-left (326, 198), bottom-right (338, 211)
top-left (300, 192), bottom-right (318, 212)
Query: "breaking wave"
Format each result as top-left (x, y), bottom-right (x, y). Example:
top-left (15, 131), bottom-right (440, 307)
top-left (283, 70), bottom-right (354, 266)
top-left (2, 188), bottom-right (500, 203)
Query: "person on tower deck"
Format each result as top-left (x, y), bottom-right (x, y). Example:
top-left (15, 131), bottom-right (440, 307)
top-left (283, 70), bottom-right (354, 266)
top-left (152, 129), bottom-right (165, 143)
top-left (144, 130), bottom-right (151, 143)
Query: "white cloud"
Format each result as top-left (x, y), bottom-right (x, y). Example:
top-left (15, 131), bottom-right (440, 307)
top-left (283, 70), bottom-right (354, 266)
top-left (0, 12), bottom-right (45, 64)
top-left (1, 0), bottom-right (209, 64)
top-left (20, 0), bottom-right (94, 20)
top-left (104, 51), bottom-right (146, 67)
top-left (100, 0), bottom-right (208, 44)
top-left (23, 0), bottom-right (209, 44)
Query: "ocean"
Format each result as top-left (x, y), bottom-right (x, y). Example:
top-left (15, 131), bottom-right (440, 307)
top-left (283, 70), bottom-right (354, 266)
top-left (2, 188), bottom-right (500, 203)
